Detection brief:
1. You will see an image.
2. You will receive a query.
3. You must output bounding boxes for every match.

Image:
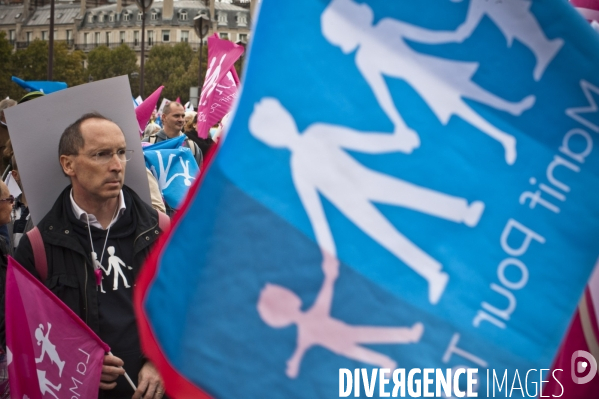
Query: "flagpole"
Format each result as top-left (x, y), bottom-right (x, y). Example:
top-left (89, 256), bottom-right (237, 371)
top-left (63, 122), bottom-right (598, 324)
top-left (108, 351), bottom-right (137, 391)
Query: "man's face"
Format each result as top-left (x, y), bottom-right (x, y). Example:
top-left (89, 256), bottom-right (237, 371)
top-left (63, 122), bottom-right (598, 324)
top-left (162, 104), bottom-right (185, 137)
top-left (63, 118), bottom-right (127, 203)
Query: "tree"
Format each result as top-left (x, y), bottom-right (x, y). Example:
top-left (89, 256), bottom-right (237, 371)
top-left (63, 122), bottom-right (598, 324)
top-left (11, 39), bottom-right (86, 90)
top-left (0, 31), bottom-right (25, 100)
top-left (111, 44), bottom-right (138, 78)
top-left (11, 40), bottom-right (48, 81)
top-left (87, 45), bottom-right (113, 81)
top-left (144, 42), bottom-right (194, 99)
top-left (87, 44), bottom-right (138, 93)
top-left (52, 42), bottom-right (86, 87)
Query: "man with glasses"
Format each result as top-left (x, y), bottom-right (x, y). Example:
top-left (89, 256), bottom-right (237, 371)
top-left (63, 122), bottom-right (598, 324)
top-left (14, 113), bottom-right (166, 399)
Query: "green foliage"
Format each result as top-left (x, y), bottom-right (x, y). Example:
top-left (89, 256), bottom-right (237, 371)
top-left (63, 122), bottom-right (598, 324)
top-left (144, 42), bottom-right (197, 101)
top-left (88, 44), bottom-right (138, 80)
top-left (8, 39), bottom-right (86, 97)
top-left (4, 39), bottom-right (243, 106)
top-left (52, 42), bottom-right (87, 87)
top-left (0, 31), bottom-right (25, 100)
top-left (11, 39), bottom-right (48, 81)
top-left (87, 45), bottom-right (113, 80)
top-left (87, 44), bottom-right (138, 95)
top-left (111, 44), bottom-right (138, 78)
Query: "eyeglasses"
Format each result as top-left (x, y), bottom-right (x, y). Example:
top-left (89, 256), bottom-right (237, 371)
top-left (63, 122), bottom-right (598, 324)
top-left (0, 195), bottom-right (14, 204)
top-left (87, 149), bottom-right (134, 164)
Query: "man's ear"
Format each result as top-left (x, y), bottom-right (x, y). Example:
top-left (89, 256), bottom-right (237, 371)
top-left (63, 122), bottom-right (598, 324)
top-left (59, 155), bottom-right (76, 177)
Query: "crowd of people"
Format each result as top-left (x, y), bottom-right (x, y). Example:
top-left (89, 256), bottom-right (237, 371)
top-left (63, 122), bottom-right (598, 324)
top-left (0, 92), bottom-right (218, 398)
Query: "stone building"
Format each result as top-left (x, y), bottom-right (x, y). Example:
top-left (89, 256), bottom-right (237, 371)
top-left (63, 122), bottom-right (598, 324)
top-left (0, 0), bottom-right (251, 59)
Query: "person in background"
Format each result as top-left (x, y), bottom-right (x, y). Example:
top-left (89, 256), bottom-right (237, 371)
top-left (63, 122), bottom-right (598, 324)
top-left (0, 180), bottom-right (17, 398)
top-left (142, 123), bottom-right (161, 141)
top-left (142, 102), bottom-right (202, 166)
top-left (3, 141), bottom-right (32, 253)
top-left (183, 111), bottom-right (196, 134)
top-left (0, 100), bottom-right (16, 175)
top-left (184, 113), bottom-right (215, 166)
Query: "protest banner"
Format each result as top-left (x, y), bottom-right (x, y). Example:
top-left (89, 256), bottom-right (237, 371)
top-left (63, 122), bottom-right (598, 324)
top-left (144, 135), bottom-right (199, 209)
top-left (6, 257), bottom-right (109, 398)
top-left (136, 86), bottom-right (164, 135)
top-left (541, 6), bottom-right (599, 397)
top-left (571, 0), bottom-right (599, 24)
top-left (136, 1), bottom-right (599, 397)
top-left (543, 264), bottom-right (599, 398)
top-left (10, 77), bottom-right (67, 94)
top-left (196, 34), bottom-right (243, 140)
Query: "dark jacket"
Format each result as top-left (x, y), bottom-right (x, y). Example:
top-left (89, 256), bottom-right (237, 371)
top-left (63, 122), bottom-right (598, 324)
top-left (12, 185), bottom-right (162, 397)
top-left (14, 185), bottom-right (161, 330)
top-left (184, 128), bottom-right (215, 166)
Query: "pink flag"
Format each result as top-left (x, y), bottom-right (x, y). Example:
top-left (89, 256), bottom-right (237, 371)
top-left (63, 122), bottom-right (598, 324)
top-left (196, 33), bottom-right (244, 139)
top-left (5, 257), bottom-right (109, 399)
top-left (570, 0), bottom-right (599, 23)
top-left (544, 263), bottom-right (599, 397)
top-left (175, 97), bottom-right (181, 104)
top-left (135, 85), bottom-right (164, 136)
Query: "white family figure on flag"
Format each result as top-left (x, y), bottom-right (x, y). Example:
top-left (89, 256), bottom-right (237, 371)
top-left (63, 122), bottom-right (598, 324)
top-left (91, 252), bottom-right (107, 293)
top-left (200, 55), bottom-right (227, 107)
top-left (34, 322), bottom-right (65, 376)
top-left (150, 152), bottom-right (180, 190)
top-left (215, 72), bottom-right (237, 96)
top-left (151, 152), bottom-right (195, 190)
top-left (431, 0), bottom-right (564, 81)
top-left (257, 250), bottom-right (423, 378)
top-left (178, 157), bottom-right (195, 187)
top-left (249, 98), bottom-right (485, 304)
top-left (36, 369), bottom-right (61, 399)
top-left (106, 246), bottom-right (132, 290)
top-left (321, 0), bottom-right (537, 165)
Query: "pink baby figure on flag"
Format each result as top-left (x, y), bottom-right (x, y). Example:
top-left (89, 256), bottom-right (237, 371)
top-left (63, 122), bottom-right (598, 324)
top-left (106, 246), bottom-right (132, 290)
top-left (257, 251), bottom-right (423, 378)
top-left (36, 369), bottom-right (61, 399)
top-left (91, 252), bottom-right (107, 293)
top-left (249, 98), bottom-right (484, 304)
top-left (34, 323), bottom-right (65, 377)
top-left (321, 0), bottom-right (537, 165)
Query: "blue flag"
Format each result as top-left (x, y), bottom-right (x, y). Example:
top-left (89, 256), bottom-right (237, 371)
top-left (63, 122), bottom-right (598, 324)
top-left (11, 76), bottom-right (67, 94)
top-left (137, 0), bottom-right (599, 397)
top-left (143, 135), bottom-right (199, 209)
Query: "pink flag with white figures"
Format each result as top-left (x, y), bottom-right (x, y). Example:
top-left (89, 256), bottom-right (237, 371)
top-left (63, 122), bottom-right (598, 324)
top-left (5, 257), bottom-right (109, 399)
top-left (196, 34), bottom-right (244, 139)
top-left (136, 85), bottom-right (164, 136)
top-left (571, 0), bottom-right (599, 23)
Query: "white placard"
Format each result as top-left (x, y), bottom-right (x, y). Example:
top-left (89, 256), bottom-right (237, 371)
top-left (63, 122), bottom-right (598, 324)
top-left (4, 76), bottom-right (151, 225)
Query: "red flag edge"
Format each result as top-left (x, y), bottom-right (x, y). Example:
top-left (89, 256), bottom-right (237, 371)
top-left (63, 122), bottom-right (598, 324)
top-left (134, 142), bottom-right (221, 399)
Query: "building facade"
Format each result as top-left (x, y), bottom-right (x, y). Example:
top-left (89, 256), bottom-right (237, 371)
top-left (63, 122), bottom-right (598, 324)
top-left (0, 0), bottom-right (251, 59)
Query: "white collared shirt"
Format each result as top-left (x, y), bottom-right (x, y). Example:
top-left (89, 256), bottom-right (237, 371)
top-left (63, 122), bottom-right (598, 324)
top-left (70, 190), bottom-right (126, 230)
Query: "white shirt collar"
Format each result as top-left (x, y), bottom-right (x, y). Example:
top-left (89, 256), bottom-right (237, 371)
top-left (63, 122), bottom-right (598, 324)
top-left (70, 189), bottom-right (126, 230)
